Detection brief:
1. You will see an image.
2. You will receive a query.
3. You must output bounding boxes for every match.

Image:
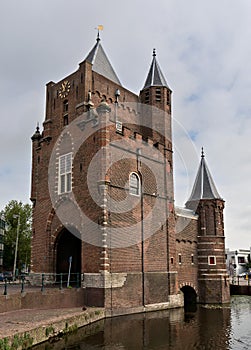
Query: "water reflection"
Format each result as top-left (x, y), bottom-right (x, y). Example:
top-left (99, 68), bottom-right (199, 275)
top-left (34, 296), bottom-right (251, 350)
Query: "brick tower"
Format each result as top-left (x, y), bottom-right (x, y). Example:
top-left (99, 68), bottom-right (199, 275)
top-left (185, 149), bottom-right (230, 303)
top-left (30, 36), bottom-right (181, 314)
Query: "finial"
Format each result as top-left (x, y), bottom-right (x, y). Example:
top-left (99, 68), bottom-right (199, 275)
top-left (87, 90), bottom-right (92, 102)
top-left (115, 89), bottom-right (120, 103)
top-left (36, 122), bottom-right (40, 133)
top-left (201, 147), bottom-right (205, 158)
top-left (96, 25), bottom-right (103, 42)
top-left (84, 90), bottom-right (94, 110)
top-left (153, 48), bottom-right (156, 57)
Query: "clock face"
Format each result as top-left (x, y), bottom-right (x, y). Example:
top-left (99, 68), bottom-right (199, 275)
top-left (59, 80), bottom-right (71, 98)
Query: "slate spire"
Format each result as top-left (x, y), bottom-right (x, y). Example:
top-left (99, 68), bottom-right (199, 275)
top-left (143, 49), bottom-right (169, 89)
top-left (85, 36), bottom-right (121, 85)
top-left (186, 148), bottom-right (222, 206)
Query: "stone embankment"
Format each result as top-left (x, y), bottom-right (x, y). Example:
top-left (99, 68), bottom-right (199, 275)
top-left (0, 285), bottom-right (105, 348)
top-left (0, 306), bottom-right (105, 348)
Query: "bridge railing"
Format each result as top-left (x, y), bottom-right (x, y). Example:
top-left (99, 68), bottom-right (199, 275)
top-left (0, 272), bottom-right (82, 296)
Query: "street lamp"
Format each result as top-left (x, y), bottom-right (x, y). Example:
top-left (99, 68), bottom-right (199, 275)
top-left (13, 214), bottom-right (20, 280)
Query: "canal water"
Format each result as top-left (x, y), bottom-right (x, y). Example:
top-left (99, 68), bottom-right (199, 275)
top-left (33, 296), bottom-right (251, 350)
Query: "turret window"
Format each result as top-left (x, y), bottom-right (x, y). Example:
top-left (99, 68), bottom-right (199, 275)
top-left (167, 91), bottom-right (171, 105)
top-left (155, 88), bottom-right (161, 102)
top-left (144, 89), bottom-right (149, 104)
top-left (58, 153), bottom-right (72, 194)
top-left (129, 172), bottom-right (141, 196)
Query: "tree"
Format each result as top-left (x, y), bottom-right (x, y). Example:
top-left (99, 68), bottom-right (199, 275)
top-left (1, 200), bottom-right (32, 273)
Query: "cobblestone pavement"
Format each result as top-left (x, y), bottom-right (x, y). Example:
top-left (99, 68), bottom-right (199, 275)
top-left (0, 307), bottom-right (85, 338)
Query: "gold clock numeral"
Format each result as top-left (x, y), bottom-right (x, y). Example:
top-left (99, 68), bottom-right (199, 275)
top-left (59, 80), bottom-right (71, 98)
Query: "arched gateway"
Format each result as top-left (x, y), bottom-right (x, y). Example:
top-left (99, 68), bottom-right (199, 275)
top-left (55, 228), bottom-right (81, 276)
top-left (180, 285), bottom-right (197, 311)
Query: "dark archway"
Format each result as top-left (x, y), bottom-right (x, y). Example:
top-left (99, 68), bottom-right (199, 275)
top-left (55, 228), bottom-right (81, 279)
top-left (181, 285), bottom-right (197, 312)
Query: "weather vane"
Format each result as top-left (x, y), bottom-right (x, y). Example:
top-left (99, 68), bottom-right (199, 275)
top-left (95, 25), bottom-right (104, 41)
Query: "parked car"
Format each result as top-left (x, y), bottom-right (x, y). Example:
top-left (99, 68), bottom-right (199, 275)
top-left (0, 273), bottom-right (4, 282)
top-left (238, 272), bottom-right (248, 278)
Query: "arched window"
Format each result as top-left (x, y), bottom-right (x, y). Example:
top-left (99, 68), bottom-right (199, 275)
top-left (129, 172), bottom-right (140, 196)
top-left (63, 100), bottom-right (68, 112)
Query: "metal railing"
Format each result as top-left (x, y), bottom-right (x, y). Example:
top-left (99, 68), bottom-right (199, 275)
top-left (231, 275), bottom-right (251, 286)
top-left (0, 273), bottom-right (82, 295)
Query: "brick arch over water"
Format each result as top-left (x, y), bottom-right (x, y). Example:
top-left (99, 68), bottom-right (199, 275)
top-left (179, 282), bottom-right (198, 294)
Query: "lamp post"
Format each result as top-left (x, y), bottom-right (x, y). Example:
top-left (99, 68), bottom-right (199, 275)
top-left (13, 214), bottom-right (20, 281)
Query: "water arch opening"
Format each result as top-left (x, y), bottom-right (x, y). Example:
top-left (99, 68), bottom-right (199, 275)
top-left (55, 228), bottom-right (81, 283)
top-left (181, 285), bottom-right (197, 312)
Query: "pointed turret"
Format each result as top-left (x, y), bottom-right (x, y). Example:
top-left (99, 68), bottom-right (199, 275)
top-left (140, 49), bottom-right (172, 111)
top-left (85, 35), bottom-right (121, 85)
top-left (143, 49), bottom-right (170, 89)
top-left (185, 149), bottom-right (230, 304)
top-left (186, 148), bottom-right (222, 208)
top-left (139, 49), bottom-right (172, 146)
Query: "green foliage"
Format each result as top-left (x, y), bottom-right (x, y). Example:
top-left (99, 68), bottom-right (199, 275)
top-left (0, 338), bottom-right (11, 350)
top-left (1, 200), bottom-right (32, 272)
top-left (21, 333), bottom-right (33, 349)
top-left (0, 333), bottom-right (33, 350)
top-left (45, 325), bottom-right (55, 337)
top-left (63, 322), bottom-right (78, 335)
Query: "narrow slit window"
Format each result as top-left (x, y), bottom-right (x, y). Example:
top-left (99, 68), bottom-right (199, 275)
top-left (63, 100), bottom-right (68, 112)
top-left (178, 254), bottom-right (182, 264)
top-left (191, 254), bottom-right (194, 264)
top-left (63, 115), bottom-right (69, 126)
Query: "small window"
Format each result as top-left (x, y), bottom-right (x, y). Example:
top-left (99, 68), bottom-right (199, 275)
top-left (178, 254), bottom-right (182, 264)
top-left (167, 91), bottom-right (171, 105)
top-left (208, 256), bottom-right (216, 265)
top-left (63, 115), bottom-right (69, 126)
top-left (170, 257), bottom-right (174, 265)
top-left (59, 153), bottom-right (72, 194)
top-left (191, 254), bottom-right (194, 264)
top-left (145, 89), bottom-right (149, 104)
top-left (238, 256), bottom-right (245, 264)
top-left (63, 100), bottom-right (68, 112)
top-left (156, 88), bottom-right (161, 102)
top-left (129, 172), bottom-right (140, 196)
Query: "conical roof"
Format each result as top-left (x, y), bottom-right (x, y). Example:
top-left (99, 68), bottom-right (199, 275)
top-left (85, 37), bottom-right (121, 85)
top-left (186, 148), bottom-right (222, 204)
top-left (143, 49), bottom-right (169, 89)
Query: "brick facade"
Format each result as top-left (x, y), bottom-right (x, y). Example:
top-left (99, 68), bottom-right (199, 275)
top-left (30, 37), bottom-right (229, 311)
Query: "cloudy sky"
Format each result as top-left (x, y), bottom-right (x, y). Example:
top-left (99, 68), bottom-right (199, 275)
top-left (1, 0), bottom-right (251, 250)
